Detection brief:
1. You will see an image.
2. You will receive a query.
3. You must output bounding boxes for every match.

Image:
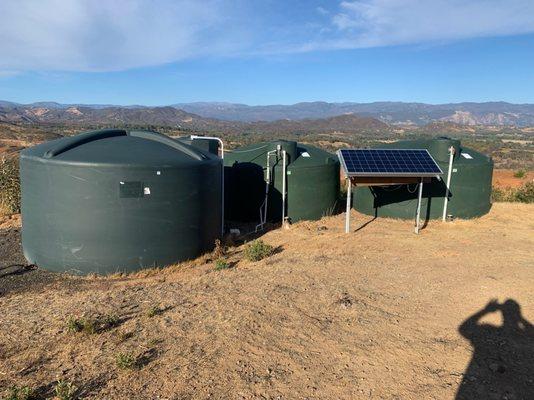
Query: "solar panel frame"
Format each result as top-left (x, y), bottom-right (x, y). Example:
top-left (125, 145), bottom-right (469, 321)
top-left (337, 149), bottom-right (443, 177)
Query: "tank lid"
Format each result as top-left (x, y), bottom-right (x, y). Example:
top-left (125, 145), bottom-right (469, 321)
top-left (21, 129), bottom-right (218, 166)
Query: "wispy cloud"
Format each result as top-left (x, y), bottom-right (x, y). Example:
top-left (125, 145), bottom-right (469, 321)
top-left (331, 0), bottom-right (534, 47)
top-left (0, 0), bottom-right (248, 73)
top-left (1, 0), bottom-right (533, 74)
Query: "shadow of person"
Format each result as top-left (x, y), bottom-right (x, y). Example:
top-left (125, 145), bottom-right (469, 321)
top-left (456, 299), bottom-right (534, 400)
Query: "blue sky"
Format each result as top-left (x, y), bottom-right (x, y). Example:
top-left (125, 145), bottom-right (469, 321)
top-left (1, 0), bottom-right (534, 105)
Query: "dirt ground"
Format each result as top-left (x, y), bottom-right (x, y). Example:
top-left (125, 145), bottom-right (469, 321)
top-left (0, 203), bottom-right (533, 400)
top-left (493, 169), bottom-right (533, 188)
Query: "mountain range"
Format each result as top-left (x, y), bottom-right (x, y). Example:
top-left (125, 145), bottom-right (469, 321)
top-left (1, 100), bottom-right (534, 127)
top-left (174, 101), bottom-right (534, 126)
top-left (0, 102), bottom-right (387, 135)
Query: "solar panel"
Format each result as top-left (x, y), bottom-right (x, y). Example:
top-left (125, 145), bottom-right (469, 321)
top-left (338, 149), bottom-right (443, 177)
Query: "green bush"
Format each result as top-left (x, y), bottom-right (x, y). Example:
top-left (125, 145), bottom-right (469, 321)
top-left (0, 156), bottom-right (21, 214)
top-left (514, 181), bottom-right (534, 203)
top-left (492, 182), bottom-right (534, 203)
top-left (116, 352), bottom-right (136, 370)
top-left (214, 258), bottom-right (230, 270)
top-left (4, 386), bottom-right (33, 400)
top-left (146, 304), bottom-right (164, 317)
top-left (513, 169), bottom-right (526, 178)
top-left (243, 240), bottom-right (274, 262)
top-left (491, 186), bottom-right (509, 202)
top-left (54, 380), bottom-right (77, 400)
top-left (66, 314), bottom-right (119, 335)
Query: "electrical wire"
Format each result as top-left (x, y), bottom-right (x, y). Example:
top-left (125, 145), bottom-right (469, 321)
top-left (407, 183), bottom-right (419, 193)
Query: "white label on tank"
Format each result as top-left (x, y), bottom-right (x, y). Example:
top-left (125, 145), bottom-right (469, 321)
top-left (287, 171), bottom-right (292, 175)
top-left (144, 187), bottom-right (151, 195)
top-left (301, 152), bottom-right (311, 157)
top-left (156, 171), bottom-right (161, 175)
top-left (462, 153), bottom-right (473, 159)
top-left (453, 168), bottom-right (458, 173)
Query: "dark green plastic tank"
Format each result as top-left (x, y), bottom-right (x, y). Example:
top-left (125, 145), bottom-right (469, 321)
top-left (353, 137), bottom-right (493, 219)
top-left (20, 129), bottom-right (222, 275)
top-left (179, 137), bottom-right (220, 156)
top-left (225, 140), bottom-right (340, 223)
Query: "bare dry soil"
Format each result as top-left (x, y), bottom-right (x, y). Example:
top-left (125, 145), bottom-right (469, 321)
top-left (0, 203), bottom-right (533, 399)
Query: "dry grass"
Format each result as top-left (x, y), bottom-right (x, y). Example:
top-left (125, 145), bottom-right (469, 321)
top-left (0, 203), bottom-right (533, 399)
top-left (0, 200), bottom-right (12, 218)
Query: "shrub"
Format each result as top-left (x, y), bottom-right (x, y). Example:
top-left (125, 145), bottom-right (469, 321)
top-left (4, 386), bottom-right (33, 400)
top-left (492, 182), bottom-right (534, 203)
top-left (66, 314), bottom-right (119, 334)
top-left (54, 380), bottom-right (77, 400)
top-left (66, 316), bottom-right (88, 334)
top-left (146, 305), bottom-right (164, 317)
top-left (214, 258), bottom-right (230, 270)
top-left (514, 181), bottom-right (534, 203)
top-left (513, 169), bottom-right (526, 178)
top-left (0, 156), bottom-right (21, 214)
top-left (491, 186), bottom-right (509, 202)
top-left (243, 240), bottom-right (274, 262)
top-left (116, 352), bottom-right (136, 370)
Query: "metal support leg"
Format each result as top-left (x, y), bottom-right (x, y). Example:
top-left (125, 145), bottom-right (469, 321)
top-left (345, 178), bottom-right (352, 233)
top-left (415, 178), bottom-right (424, 234)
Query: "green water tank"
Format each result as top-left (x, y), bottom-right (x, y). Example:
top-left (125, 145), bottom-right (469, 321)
top-left (225, 140), bottom-right (340, 223)
top-left (352, 137), bottom-right (493, 219)
top-left (20, 129), bottom-right (222, 275)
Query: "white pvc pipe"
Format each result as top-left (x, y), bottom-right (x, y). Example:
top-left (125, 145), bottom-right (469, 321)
top-left (282, 150), bottom-right (287, 225)
top-left (190, 135), bottom-right (225, 235)
top-left (415, 179), bottom-right (424, 234)
top-left (442, 146), bottom-right (455, 222)
top-left (345, 178), bottom-right (352, 233)
top-left (256, 150), bottom-right (277, 232)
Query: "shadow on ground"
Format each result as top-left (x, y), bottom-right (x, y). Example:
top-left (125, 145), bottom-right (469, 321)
top-left (456, 298), bottom-right (534, 400)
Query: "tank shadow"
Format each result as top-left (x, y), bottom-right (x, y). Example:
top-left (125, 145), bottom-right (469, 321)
top-left (0, 263), bottom-right (37, 278)
top-left (354, 208), bottom-right (378, 232)
top-left (225, 163), bottom-right (266, 222)
top-left (370, 178), bottom-right (449, 219)
top-left (456, 299), bottom-right (534, 400)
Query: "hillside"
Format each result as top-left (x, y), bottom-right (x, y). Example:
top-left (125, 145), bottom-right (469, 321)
top-left (175, 101), bottom-right (534, 126)
top-left (1, 203), bottom-right (533, 399)
top-left (0, 105), bottom-right (238, 132)
top-left (4, 100), bottom-right (534, 126)
top-left (0, 104), bottom-right (389, 135)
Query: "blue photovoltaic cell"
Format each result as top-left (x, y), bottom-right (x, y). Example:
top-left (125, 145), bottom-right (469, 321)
top-left (338, 149), bottom-right (443, 177)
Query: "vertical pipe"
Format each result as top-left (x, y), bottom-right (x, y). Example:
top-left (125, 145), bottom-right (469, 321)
top-left (415, 179), bottom-right (424, 234)
top-left (264, 153), bottom-right (270, 225)
top-left (255, 150), bottom-right (276, 232)
top-left (220, 140), bottom-right (224, 236)
top-left (282, 150), bottom-right (287, 225)
top-left (442, 146), bottom-right (454, 222)
top-left (345, 178), bottom-right (352, 233)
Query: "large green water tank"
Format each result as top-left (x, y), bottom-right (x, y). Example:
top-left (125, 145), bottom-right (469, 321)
top-left (353, 137), bottom-right (493, 219)
top-left (20, 129), bottom-right (222, 275)
top-left (225, 140), bottom-right (340, 223)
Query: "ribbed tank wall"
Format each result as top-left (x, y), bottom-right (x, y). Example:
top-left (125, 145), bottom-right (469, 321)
top-left (352, 138), bottom-right (493, 220)
top-left (20, 130), bottom-right (222, 274)
top-left (267, 161), bottom-right (340, 222)
top-left (287, 162), bottom-right (340, 221)
top-left (224, 141), bottom-right (340, 223)
top-left (447, 156), bottom-right (493, 218)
